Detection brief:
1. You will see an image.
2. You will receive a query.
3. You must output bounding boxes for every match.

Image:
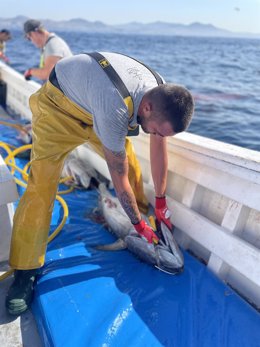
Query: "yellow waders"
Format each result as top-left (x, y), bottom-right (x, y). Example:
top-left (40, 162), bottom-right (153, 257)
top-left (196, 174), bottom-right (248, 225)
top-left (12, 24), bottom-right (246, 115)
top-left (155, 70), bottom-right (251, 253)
top-left (9, 81), bottom-right (148, 269)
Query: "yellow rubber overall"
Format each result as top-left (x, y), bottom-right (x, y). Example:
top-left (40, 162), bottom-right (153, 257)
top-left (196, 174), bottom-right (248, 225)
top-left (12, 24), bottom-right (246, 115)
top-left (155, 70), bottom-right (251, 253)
top-left (9, 81), bottom-right (148, 269)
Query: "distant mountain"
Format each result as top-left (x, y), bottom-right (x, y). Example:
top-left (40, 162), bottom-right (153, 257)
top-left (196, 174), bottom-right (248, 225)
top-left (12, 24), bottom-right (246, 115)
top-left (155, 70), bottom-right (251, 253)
top-left (113, 21), bottom-right (234, 37)
top-left (0, 16), bottom-right (259, 38)
top-left (0, 15), bottom-right (28, 30)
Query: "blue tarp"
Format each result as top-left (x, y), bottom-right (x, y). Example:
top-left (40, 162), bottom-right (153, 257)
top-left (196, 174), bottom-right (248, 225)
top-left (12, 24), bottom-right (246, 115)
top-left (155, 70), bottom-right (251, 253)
top-left (1, 124), bottom-right (260, 347)
top-left (32, 190), bottom-right (260, 347)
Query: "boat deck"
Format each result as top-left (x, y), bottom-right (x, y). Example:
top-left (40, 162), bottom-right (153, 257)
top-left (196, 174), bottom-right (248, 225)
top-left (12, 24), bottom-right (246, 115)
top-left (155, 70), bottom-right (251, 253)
top-left (0, 266), bottom-right (42, 347)
top-left (31, 188), bottom-right (260, 347)
top-left (1, 117), bottom-right (260, 347)
top-left (0, 114), bottom-right (42, 346)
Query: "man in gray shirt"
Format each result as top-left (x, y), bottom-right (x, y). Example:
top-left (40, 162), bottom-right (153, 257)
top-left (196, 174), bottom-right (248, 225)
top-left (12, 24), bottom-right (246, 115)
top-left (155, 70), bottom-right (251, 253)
top-left (6, 52), bottom-right (194, 315)
top-left (23, 19), bottom-right (72, 81)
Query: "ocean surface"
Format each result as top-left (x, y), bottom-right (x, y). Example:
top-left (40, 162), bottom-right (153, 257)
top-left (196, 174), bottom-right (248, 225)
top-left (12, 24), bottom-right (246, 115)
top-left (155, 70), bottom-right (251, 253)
top-left (6, 30), bottom-right (260, 151)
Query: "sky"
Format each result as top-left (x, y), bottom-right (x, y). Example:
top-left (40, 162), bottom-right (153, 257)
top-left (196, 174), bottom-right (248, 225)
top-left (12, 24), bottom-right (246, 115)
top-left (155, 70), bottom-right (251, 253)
top-left (1, 0), bottom-right (260, 34)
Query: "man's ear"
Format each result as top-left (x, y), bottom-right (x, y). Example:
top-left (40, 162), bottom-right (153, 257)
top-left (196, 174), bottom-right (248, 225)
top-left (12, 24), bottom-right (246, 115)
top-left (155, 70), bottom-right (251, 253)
top-left (144, 101), bottom-right (152, 113)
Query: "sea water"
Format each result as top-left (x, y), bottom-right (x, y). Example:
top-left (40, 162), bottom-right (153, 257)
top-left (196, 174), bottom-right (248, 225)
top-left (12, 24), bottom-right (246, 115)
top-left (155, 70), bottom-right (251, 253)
top-left (6, 31), bottom-right (260, 151)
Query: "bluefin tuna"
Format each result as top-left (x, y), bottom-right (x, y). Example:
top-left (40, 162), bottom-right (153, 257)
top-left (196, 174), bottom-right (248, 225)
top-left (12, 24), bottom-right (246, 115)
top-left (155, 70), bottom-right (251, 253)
top-left (61, 153), bottom-right (99, 189)
top-left (96, 184), bottom-right (184, 275)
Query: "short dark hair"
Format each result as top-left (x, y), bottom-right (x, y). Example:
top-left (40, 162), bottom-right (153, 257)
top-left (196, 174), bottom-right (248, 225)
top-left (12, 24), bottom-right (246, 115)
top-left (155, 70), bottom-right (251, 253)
top-left (0, 29), bottom-right (11, 41)
top-left (147, 84), bottom-right (194, 133)
top-left (1, 29), bottom-right (11, 36)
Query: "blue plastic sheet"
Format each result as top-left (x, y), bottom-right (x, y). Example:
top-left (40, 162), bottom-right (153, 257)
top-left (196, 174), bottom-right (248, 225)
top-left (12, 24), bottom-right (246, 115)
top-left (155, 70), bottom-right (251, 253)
top-left (31, 190), bottom-right (260, 347)
top-left (1, 125), bottom-right (260, 347)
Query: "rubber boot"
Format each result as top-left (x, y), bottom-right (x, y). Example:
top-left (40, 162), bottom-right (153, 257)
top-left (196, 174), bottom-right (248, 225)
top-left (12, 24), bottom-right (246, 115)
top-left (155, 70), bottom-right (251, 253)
top-left (5, 269), bottom-right (37, 315)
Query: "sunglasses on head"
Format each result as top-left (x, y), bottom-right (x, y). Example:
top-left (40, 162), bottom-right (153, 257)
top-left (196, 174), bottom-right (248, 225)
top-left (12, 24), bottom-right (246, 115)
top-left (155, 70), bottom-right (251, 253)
top-left (25, 33), bottom-right (32, 41)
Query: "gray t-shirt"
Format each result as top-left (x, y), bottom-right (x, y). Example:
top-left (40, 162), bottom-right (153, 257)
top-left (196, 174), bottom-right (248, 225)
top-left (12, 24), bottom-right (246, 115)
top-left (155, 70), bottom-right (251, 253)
top-left (43, 34), bottom-right (72, 60)
top-left (55, 52), bottom-right (164, 152)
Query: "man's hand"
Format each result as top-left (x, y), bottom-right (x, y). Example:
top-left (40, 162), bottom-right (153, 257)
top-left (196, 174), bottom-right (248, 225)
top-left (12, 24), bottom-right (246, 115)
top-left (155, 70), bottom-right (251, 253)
top-left (24, 69), bottom-right (32, 80)
top-left (133, 219), bottom-right (159, 244)
top-left (0, 53), bottom-right (10, 64)
top-left (155, 196), bottom-right (173, 231)
top-left (3, 56), bottom-right (10, 64)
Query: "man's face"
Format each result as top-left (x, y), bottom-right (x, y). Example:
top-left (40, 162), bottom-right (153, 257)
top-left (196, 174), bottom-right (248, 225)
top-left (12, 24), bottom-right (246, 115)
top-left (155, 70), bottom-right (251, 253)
top-left (0, 33), bottom-right (10, 42)
top-left (139, 113), bottom-right (175, 137)
top-left (25, 31), bottom-right (43, 48)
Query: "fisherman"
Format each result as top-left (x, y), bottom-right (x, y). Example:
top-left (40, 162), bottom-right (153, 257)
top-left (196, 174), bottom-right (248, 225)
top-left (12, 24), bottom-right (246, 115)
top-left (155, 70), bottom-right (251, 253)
top-left (5, 52), bottom-right (194, 315)
top-left (23, 19), bottom-right (72, 81)
top-left (0, 29), bottom-right (11, 63)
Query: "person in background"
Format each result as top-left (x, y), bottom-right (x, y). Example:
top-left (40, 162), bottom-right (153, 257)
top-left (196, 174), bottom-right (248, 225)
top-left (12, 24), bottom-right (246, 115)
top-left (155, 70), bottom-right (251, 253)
top-left (0, 29), bottom-right (11, 63)
top-left (23, 19), bottom-right (72, 81)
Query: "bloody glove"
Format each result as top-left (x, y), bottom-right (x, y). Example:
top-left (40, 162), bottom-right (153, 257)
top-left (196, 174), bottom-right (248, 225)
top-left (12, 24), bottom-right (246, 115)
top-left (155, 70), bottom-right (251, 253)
top-left (155, 196), bottom-right (173, 231)
top-left (24, 69), bottom-right (32, 80)
top-left (133, 219), bottom-right (159, 244)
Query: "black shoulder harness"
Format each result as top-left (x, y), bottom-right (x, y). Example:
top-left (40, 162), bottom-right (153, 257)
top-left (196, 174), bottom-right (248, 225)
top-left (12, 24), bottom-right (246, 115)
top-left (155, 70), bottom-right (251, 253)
top-left (85, 52), bottom-right (163, 136)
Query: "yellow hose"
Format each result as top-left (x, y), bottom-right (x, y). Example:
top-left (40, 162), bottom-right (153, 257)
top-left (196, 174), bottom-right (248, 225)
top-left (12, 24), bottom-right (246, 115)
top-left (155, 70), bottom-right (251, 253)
top-left (59, 176), bottom-right (73, 184)
top-left (58, 186), bottom-right (74, 195)
top-left (4, 143), bottom-right (33, 162)
top-left (6, 162), bottom-right (29, 181)
top-left (0, 142), bottom-right (71, 281)
top-left (48, 194), bottom-right (69, 243)
top-left (22, 161), bottom-right (31, 181)
top-left (0, 141), bottom-right (16, 174)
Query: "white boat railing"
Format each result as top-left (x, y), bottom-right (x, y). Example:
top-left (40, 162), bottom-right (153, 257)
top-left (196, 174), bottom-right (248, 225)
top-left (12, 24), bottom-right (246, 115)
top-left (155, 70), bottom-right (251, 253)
top-left (1, 61), bottom-right (260, 309)
top-left (132, 132), bottom-right (260, 308)
top-left (0, 61), bottom-right (38, 120)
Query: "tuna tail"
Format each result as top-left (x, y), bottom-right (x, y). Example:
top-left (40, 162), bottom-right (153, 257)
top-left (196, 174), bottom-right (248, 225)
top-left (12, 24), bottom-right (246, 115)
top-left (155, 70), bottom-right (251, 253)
top-left (156, 222), bottom-right (184, 272)
top-left (161, 222), bottom-right (184, 266)
top-left (154, 265), bottom-right (182, 275)
top-left (95, 239), bottom-right (127, 251)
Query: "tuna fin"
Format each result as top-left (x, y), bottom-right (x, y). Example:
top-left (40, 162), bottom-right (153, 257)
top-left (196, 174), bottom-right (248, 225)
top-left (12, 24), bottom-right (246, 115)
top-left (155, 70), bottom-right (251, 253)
top-left (154, 265), bottom-right (182, 275)
top-left (95, 239), bottom-right (127, 251)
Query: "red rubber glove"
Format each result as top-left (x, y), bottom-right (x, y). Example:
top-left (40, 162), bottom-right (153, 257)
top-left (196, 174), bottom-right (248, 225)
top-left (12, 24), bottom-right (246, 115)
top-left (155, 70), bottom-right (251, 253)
top-left (24, 69), bottom-right (32, 80)
top-left (3, 56), bottom-right (10, 64)
top-left (155, 196), bottom-right (173, 231)
top-left (133, 219), bottom-right (159, 244)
